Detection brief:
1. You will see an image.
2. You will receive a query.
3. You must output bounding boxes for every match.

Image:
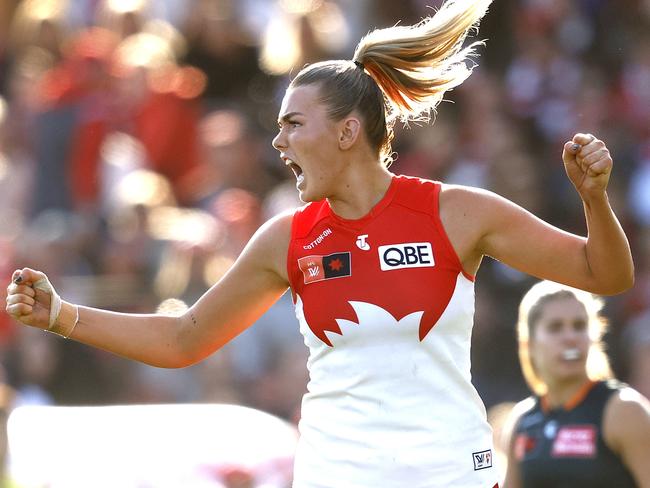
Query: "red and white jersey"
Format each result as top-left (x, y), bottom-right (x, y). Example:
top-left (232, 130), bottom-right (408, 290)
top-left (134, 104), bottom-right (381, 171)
top-left (287, 175), bottom-right (498, 487)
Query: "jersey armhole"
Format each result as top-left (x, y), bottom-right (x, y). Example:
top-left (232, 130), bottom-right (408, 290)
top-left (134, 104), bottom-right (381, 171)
top-left (431, 182), bottom-right (476, 282)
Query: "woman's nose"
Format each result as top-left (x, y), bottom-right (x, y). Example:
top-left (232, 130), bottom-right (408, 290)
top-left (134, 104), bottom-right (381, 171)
top-left (272, 131), bottom-right (286, 151)
top-left (562, 325), bottom-right (583, 344)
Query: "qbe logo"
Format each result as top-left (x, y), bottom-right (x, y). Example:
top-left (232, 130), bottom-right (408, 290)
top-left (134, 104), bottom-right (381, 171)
top-left (378, 242), bottom-right (435, 271)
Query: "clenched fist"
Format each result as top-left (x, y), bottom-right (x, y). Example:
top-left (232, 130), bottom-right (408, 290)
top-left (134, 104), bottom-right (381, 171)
top-left (5, 268), bottom-right (77, 337)
top-left (562, 133), bottom-right (613, 200)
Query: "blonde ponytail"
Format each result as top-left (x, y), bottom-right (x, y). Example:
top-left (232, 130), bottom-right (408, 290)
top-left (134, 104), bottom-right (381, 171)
top-left (353, 0), bottom-right (492, 123)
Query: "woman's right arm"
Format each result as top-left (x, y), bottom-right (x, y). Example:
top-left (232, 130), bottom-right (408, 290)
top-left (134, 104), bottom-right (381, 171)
top-left (5, 213), bottom-right (293, 369)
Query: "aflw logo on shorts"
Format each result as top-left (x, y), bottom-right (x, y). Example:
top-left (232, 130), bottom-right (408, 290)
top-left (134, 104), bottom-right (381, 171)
top-left (472, 449), bottom-right (493, 470)
top-left (378, 242), bottom-right (435, 271)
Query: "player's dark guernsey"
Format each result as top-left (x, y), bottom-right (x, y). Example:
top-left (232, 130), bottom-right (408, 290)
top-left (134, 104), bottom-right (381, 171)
top-left (513, 380), bottom-right (637, 488)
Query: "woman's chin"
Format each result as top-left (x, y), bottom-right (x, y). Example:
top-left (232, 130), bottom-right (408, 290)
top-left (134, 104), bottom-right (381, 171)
top-left (548, 367), bottom-right (588, 386)
top-left (298, 193), bottom-right (319, 203)
top-left (297, 186), bottom-right (324, 203)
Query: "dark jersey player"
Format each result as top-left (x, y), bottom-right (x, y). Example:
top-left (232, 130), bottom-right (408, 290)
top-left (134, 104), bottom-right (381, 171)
top-left (503, 281), bottom-right (650, 487)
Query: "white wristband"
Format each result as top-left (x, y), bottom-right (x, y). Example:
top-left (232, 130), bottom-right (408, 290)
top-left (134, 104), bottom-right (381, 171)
top-left (32, 276), bottom-right (62, 330)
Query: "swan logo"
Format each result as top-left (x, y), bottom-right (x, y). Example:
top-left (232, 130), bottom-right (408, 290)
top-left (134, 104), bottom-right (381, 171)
top-left (323, 301), bottom-right (423, 347)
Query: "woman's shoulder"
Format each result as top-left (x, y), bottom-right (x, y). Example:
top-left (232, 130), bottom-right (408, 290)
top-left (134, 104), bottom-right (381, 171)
top-left (602, 383), bottom-right (650, 452)
top-left (439, 183), bottom-right (503, 207)
top-left (256, 209), bottom-right (295, 244)
top-left (502, 396), bottom-right (539, 435)
top-left (395, 177), bottom-right (501, 211)
top-left (509, 396), bottom-right (539, 424)
top-left (604, 384), bottom-right (650, 417)
top-left (243, 210), bottom-right (295, 263)
top-left (438, 182), bottom-right (540, 238)
top-left (501, 396), bottom-right (539, 454)
top-left (437, 183), bottom-right (502, 235)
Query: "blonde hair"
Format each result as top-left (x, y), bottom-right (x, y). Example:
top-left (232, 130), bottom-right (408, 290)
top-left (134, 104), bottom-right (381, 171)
top-left (517, 281), bottom-right (613, 396)
top-left (290, 0), bottom-right (492, 166)
top-left (353, 0), bottom-right (492, 122)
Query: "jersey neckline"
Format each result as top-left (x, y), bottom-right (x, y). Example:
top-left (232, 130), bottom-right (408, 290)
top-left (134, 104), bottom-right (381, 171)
top-left (541, 379), bottom-right (598, 413)
top-left (326, 173), bottom-right (399, 228)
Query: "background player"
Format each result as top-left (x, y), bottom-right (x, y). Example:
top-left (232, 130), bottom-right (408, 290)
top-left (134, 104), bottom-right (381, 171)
top-left (502, 281), bottom-right (650, 487)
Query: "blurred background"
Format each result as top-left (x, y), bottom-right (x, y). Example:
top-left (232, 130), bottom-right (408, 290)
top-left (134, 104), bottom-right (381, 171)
top-left (0, 0), bottom-right (649, 481)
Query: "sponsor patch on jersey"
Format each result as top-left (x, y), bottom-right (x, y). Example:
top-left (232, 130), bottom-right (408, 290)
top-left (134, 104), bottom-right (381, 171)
top-left (298, 252), bottom-right (351, 284)
top-left (551, 425), bottom-right (597, 458)
top-left (378, 242), bottom-right (435, 271)
top-left (472, 449), bottom-right (493, 471)
top-left (356, 234), bottom-right (370, 250)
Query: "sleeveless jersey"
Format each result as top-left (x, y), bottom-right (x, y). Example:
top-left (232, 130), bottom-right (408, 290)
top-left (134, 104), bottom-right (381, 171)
top-left (287, 175), bottom-right (498, 488)
top-left (513, 380), bottom-right (637, 488)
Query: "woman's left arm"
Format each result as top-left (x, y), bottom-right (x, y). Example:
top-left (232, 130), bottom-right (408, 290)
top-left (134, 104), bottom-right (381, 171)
top-left (603, 388), bottom-right (650, 487)
top-left (474, 133), bottom-right (634, 295)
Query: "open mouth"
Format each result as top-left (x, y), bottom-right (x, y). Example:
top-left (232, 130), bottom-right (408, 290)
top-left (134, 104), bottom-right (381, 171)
top-left (285, 159), bottom-right (304, 183)
top-left (562, 348), bottom-right (581, 361)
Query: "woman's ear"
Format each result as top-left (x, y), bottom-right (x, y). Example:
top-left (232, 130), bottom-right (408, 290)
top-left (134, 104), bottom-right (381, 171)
top-left (338, 117), bottom-right (361, 150)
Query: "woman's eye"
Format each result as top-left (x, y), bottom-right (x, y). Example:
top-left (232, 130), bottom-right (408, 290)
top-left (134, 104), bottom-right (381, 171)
top-left (573, 320), bottom-right (588, 331)
top-left (547, 321), bottom-right (562, 333)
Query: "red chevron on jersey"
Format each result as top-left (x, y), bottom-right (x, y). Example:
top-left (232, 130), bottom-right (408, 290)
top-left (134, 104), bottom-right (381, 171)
top-left (287, 175), bottom-right (473, 346)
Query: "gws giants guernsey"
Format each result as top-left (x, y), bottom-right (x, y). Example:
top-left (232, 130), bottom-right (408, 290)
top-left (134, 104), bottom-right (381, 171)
top-left (513, 380), bottom-right (637, 487)
top-left (287, 175), bottom-right (498, 488)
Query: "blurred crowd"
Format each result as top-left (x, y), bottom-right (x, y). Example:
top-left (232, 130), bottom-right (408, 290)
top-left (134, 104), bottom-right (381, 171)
top-left (0, 0), bottom-right (649, 462)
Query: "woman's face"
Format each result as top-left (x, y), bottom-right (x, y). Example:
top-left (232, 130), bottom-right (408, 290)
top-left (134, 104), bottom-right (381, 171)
top-left (529, 296), bottom-right (591, 386)
top-left (272, 84), bottom-right (347, 202)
